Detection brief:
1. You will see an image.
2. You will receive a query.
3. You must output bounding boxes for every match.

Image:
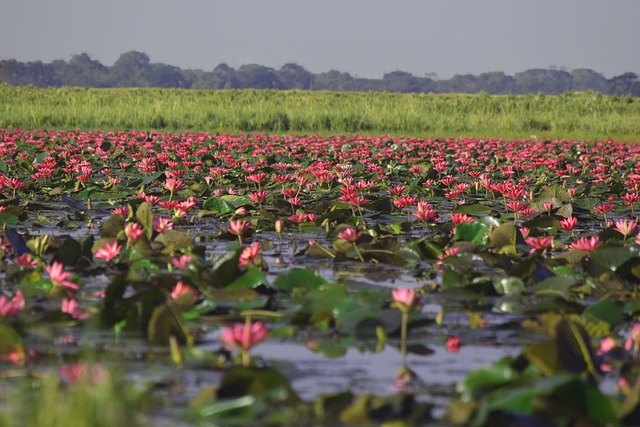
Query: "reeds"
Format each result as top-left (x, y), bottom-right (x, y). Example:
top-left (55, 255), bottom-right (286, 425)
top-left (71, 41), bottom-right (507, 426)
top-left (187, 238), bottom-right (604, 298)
top-left (1, 85), bottom-right (638, 141)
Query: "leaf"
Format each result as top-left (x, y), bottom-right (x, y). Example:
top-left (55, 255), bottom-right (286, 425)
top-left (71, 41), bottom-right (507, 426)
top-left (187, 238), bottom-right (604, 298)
top-left (225, 268), bottom-right (267, 290)
top-left (523, 340), bottom-right (561, 376)
top-left (217, 366), bottom-right (300, 403)
top-left (209, 247), bottom-right (243, 288)
top-left (582, 297), bottom-right (624, 326)
top-left (53, 238), bottom-right (81, 266)
top-left (539, 184), bottom-right (571, 201)
top-left (454, 203), bottom-right (492, 216)
top-left (493, 277), bottom-right (524, 296)
top-left (147, 303), bottom-right (190, 346)
top-left (588, 245), bottom-right (638, 277)
top-left (555, 319), bottom-right (599, 377)
top-left (333, 299), bottom-right (392, 338)
top-left (203, 197), bottom-right (235, 213)
top-left (0, 213), bottom-right (19, 225)
top-left (155, 229), bottom-right (194, 254)
top-left (455, 222), bottom-right (489, 245)
top-left (135, 202), bottom-right (153, 240)
top-left (273, 268), bottom-right (327, 293)
top-left (489, 223), bottom-right (516, 249)
top-left (526, 275), bottom-right (578, 297)
top-left (457, 357), bottom-right (521, 397)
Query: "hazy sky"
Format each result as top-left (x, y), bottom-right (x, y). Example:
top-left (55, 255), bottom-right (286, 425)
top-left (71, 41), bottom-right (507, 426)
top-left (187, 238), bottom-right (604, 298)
top-left (1, 0), bottom-right (638, 79)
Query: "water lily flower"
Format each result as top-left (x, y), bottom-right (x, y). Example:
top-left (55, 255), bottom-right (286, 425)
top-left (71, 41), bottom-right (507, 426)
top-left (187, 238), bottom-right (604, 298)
top-left (171, 254), bottom-right (192, 269)
top-left (113, 206), bottom-right (130, 217)
top-left (45, 261), bottom-right (79, 293)
top-left (0, 290), bottom-right (25, 318)
top-left (163, 177), bottom-right (185, 199)
top-left (569, 236), bottom-right (600, 252)
top-left (412, 201), bottom-right (438, 223)
top-left (60, 363), bottom-right (108, 384)
top-left (560, 216), bottom-right (577, 232)
top-left (594, 203), bottom-right (615, 224)
top-left (221, 321), bottom-right (270, 366)
top-left (170, 280), bottom-right (197, 302)
top-left (93, 241), bottom-right (122, 261)
top-left (238, 242), bottom-right (261, 268)
top-left (125, 222), bottom-right (144, 243)
top-left (228, 219), bottom-right (250, 236)
top-left (61, 298), bottom-right (90, 320)
top-left (337, 227), bottom-right (362, 243)
top-left (153, 216), bottom-right (174, 233)
top-left (13, 253), bottom-right (37, 268)
top-left (392, 288), bottom-right (419, 314)
top-left (450, 212), bottom-right (474, 224)
top-left (248, 190), bottom-right (269, 206)
top-left (221, 321), bottom-right (269, 352)
top-left (614, 218), bottom-right (638, 240)
top-left (445, 336), bottom-right (461, 353)
top-left (228, 219), bottom-right (250, 244)
top-left (525, 236), bottom-right (554, 253)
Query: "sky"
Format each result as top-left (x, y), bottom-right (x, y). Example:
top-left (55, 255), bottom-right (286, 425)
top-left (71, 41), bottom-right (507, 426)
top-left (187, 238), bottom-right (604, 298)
top-left (1, 0), bottom-right (638, 80)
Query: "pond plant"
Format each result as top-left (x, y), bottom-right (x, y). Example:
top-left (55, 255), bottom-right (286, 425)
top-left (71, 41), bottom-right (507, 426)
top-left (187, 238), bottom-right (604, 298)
top-left (2, 129), bottom-right (640, 425)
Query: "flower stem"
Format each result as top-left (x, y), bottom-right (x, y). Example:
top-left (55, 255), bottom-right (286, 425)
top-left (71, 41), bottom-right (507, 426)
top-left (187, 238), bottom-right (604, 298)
top-left (401, 311), bottom-right (408, 366)
top-left (352, 242), bottom-right (365, 263)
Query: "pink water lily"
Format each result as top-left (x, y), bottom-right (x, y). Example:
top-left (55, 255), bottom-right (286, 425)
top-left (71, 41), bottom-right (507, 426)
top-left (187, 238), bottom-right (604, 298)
top-left (337, 227), bottom-right (362, 243)
top-left (94, 241), bottom-right (122, 261)
top-left (392, 288), bottom-right (419, 313)
top-left (0, 290), bottom-right (25, 318)
top-left (221, 320), bottom-right (270, 366)
top-left (45, 261), bottom-right (79, 293)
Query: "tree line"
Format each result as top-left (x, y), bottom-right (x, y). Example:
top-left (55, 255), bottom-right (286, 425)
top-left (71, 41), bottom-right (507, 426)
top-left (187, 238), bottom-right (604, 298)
top-left (1, 51), bottom-right (639, 96)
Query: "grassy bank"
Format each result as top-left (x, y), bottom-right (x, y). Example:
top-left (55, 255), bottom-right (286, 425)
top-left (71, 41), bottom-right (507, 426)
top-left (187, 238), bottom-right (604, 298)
top-left (1, 85), bottom-right (639, 141)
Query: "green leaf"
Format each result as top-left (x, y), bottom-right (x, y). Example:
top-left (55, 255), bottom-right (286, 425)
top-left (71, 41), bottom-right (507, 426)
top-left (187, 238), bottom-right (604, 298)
top-left (555, 319), bottom-right (599, 377)
top-left (147, 303), bottom-right (190, 346)
top-left (217, 366), bottom-right (300, 403)
top-left (273, 268), bottom-right (327, 293)
top-left (0, 213), bottom-right (19, 225)
top-left (203, 197), bottom-right (235, 213)
top-left (155, 229), bottom-right (193, 254)
top-left (489, 222), bottom-right (516, 249)
top-left (333, 299), bottom-right (388, 338)
top-left (226, 268), bottom-right (267, 290)
top-left (135, 202), bottom-right (153, 240)
top-left (455, 222), bottom-right (489, 245)
top-left (454, 203), bottom-right (492, 216)
top-left (457, 357), bottom-right (520, 398)
top-left (588, 245), bottom-right (638, 277)
top-left (210, 247), bottom-right (243, 288)
top-left (53, 238), bottom-right (81, 266)
top-left (523, 340), bottom-right (561, 376)
top-left (582, 297), bottom-right (624, 326)
top-left (493, 277), bottom-right (524, 296)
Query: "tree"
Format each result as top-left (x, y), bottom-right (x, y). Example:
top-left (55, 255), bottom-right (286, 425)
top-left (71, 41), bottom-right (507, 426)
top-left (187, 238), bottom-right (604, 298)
top-left (109, 51), bottom-right (151, 87)
top-left (476, 72), bottom-right (515, 94)
top-left (382, 71), bottom-right (422, 93)
top-left (0, 59), bottom-right (57, 86)
top-left (571, 69), bottom-right (607, 92)
top-left (607, 72), bottom-right (640, 96)
top-left (276, 63), bottom-right (313, 90)
top-left (147, 63), bottom-right (190, 88)
top-left (513, 69), bottom-right (573, 94)
top-left (236, 64), bottom-right (282, 89)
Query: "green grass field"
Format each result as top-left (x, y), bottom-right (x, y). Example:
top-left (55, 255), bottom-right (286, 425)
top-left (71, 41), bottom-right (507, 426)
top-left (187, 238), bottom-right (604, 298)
top-left (1, 84), bottom-right (639, 141)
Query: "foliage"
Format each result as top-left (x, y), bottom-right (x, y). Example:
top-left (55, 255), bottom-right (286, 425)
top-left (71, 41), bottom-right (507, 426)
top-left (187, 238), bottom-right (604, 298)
top-left (1, 86), bottom-right (640, 141)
